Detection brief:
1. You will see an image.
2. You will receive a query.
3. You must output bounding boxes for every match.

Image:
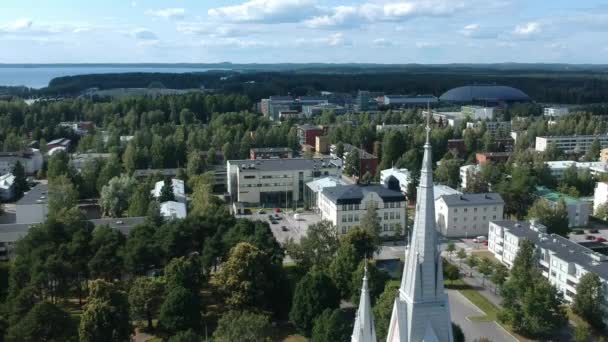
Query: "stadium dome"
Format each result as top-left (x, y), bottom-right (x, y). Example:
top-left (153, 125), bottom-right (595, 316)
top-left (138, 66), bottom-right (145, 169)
top-left (439, 85), bottom-right (531, 103)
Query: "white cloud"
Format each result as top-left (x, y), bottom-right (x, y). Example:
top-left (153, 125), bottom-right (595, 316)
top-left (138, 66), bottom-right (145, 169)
top-left (373, 38), bottom-right (392, 47)
top-left (513, 21), bottom-right (541, 37)
top-left (416, 41), bottom-right (439, 48)
top-left (176, 22), bottom-right (254, 38)
top-left (305, 1), bottom-right (467, 29)
top-left (208, 0), bottom-right (319, 23)
top-left (132, 28), bottom-right (158, 41)
top-left (295, 32), bottom-right (352, 47)
top-left (145, 8), bottom-right (186, 20)
top-left (460, 23), bottom-right (498, 39)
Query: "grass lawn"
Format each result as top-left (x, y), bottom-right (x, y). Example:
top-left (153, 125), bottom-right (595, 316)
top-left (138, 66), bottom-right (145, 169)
top-left (446, 279), bottom-right (499, 322)
top-left (471, 250), bottom-right (501, 264)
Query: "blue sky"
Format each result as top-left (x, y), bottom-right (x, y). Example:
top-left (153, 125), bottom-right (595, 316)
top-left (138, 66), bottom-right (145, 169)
top-left (1, 0), bottom-right (607, 64)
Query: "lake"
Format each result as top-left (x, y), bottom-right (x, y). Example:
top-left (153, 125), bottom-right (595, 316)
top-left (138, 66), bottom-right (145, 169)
top-left (0, 66), bottom-right (221, 89)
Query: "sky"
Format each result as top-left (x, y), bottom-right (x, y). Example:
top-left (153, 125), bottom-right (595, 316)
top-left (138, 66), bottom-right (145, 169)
top-left (1, 0), bottom-right (608, 64)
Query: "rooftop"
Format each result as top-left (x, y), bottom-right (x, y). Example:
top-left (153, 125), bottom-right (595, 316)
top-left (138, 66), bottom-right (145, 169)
top-left (322, 184), bottom-right (405, 205)
top-left (228, 158), bottom-right (341, 172)
top-left (535, 186), bottom-right (584, 205)
top-left (494, 220), bottom-right (608, 280)
top-left (160, 201), bottom-right (187, 219)
top-left (251, 147), bottom-right (293, 153)
top-left (306, 176), bottom-right (348, 193)
top-left (440, 85), bottom-right (531, 102)
top-left (16, 183), bottom-right (49, 206)
top-left (439, 193), bottom-right (504, 206)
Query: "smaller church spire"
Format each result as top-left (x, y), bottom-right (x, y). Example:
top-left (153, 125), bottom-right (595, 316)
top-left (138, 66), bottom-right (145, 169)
top-left (352, 261), bottom-right (377, 342)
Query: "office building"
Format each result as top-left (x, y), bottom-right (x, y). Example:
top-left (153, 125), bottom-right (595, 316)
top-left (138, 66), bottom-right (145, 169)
top-left (331, 144), bottom-right (378, 178)
top-left (380, 167), bottom-right (411, 194)
top-left (318, 184), bottom-right (406, 235)
top-left (435, 193), bottom-right (505, 238)
top-left (375, 123), bottom-right (415, 133)
top-left (0, 149), bottom-right (43, 175)
top-left (261, 96), bottom-right (329, 121)
top-left (545, 161), bottom-right (608, 179)
top-left (227, 158), bottom-right (341, 207)
top-left (488, 220), bottom-right (608, 325)
top-left (534, 186), bottom-right (590, 227)
top-left (535, 135), bottom-right (608, 154)
top-left (297, 124), bottom-right (327, 147)
top-left (382, 95), bottom-right (438, 107)
top-left (461, 106), bottom-right (495, 120)
top-left (544, 107), bottom-right (570, 118)
top-left (250, 147), bottom-right (293, 160)
top-left (152, 179), bottom-right (186, 204)
top-left (305, 176), bottom-right (348, 210)
top-left (0, 173), bottom-right (15, 201)
top-left (355, 90), bottom-right (372, 111)
top-left (466, 120), bottom-right (512, 135)
top-left (16, 183), bottom-right (49, 224)
top-left (302, 103), bottom-right (346, 117)
top-left (315, 135), bottom-right (330, 154)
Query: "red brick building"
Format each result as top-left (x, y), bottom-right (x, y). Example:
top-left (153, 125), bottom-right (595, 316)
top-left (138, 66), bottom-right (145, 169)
top-left (297, 124), bottom-right (328, 148)
top-left (476, 152), bottom-right (512, 165)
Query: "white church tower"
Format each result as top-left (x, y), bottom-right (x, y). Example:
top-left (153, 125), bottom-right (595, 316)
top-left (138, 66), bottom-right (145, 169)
top-left (385, 111), bottom-right (453, 342)
top-left (352, 263), bottom-right (377, 342)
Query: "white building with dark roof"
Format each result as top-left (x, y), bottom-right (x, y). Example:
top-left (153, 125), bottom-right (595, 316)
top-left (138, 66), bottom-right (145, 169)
top-left (380, 167), bottom-right (411, 194)
top-left (227, 158), bottom-right (342, 207)
top-left (0, 149), bottom-right (43, 175)
top-left (488, 220), bottom-right (608, 325)
top-left (318, 184), bottom-right (406, 235)
top-left (435, 193), bottom-right (505, 238)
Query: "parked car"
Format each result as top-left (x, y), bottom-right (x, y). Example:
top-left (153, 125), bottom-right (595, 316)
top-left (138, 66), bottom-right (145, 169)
top-left (274, 208), bottom-right (282, 213)
top-left (586, 235), bottom-right (595, 240)
top-left (596, 237), bottom-right (607, 242)
top-left (473, 236), bottom-right (487, 243)
top-left (274, 214), bottom-right (282, 220)
top-left (271, 220), bottom-right (278, 225)
top-left (589, 229), bottom-right (599, 233)
top-left (281, 226), bottom-right (288, 231)
top-left (258, 209), bottom-right (265, 214)
top-left (267, 215), bottom-right (273, 220)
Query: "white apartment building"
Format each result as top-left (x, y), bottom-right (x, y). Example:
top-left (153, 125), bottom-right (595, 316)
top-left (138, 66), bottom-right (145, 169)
top-left (459, 164), bottom-right (481, 189)
top-left (304, 177), bottom-right (347, 210)
top-left (435, 193), bottom-right (505, 238)
top-left (227, 158), bottom-right (342, 207)
top-left (544, 107), bottom-right (570, 118)
top-left (375, 123), bottom-right (415, 133)
top-left (380, 167), bottom-right (411, 193)
top-left (545, 161), bottom-right (608, 179)
top-left (465, 121), bottom-right (511, 135)
top-left (152, 179), bottom-right (186, 204)
top-left (535, 135), bottom-right (608, 154)
top-left (0, 149), bottom-right (43, 175)
top-left (160, 201), bottom-right (187, 220)
top-left (15, 183), bottom-right (49, 224)
top-left (0, 173), bottom-right (15, 201)
top-left (318, 184), bottom-right (406, 236)
top-left (535, 186), bottom-right (590, 227)
top-left (461, 106), bottom-right (495, 120)
top-left (594, 182), bottom-right (608, 214)
top-left (488, 220), bottom-right (608, 324)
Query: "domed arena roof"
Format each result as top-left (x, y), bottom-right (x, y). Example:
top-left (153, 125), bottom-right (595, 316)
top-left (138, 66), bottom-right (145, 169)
top-left (439, 85), bottom-right (531, 103)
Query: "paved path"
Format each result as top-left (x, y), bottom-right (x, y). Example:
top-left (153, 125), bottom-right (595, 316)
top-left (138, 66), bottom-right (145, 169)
top-left (448, 290), bottom-right (517, 342)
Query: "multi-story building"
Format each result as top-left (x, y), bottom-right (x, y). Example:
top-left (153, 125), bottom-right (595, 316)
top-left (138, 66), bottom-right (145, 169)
top-left (544, 107), bottom-right (570, 118)
top-left (250, 147), bottom-right (293, 160)
top-left (460, 164), bottom-right (481, 189)
top-left (227, 158), bottom-right (342, 207)
top-left (380, 167), bottom-right (411, 193)
top-left (160, 201), bottom-right (187, 220)
top-left (260, 96), bottom-right (294, 121)
top-left (476, 152), bottom-right (512, 165)
top-left (466, 121), bottom-right (512, 135)
top-left (545, 161), bottom-right (608, 179)
top-left (318, 184), bottom-right (406, 235)
top-left (355, 90), bottom-right (372, 111)
top-left (375, 123), bottom-right (415, 133)
top-left (59, 121), bottom-right (95, 136)
top-left (0, 149), bottom-right (43, 175)
top-left (297, 124), bottom-right (327, 147)
top-left (461, 106), bottom-right (495, 120)
top-left (435, 193), bottom-right (505, 238)
top-left (535, 135), bottom-right (608, 154)
top-left (601, 148), bottom-right (608, 162)
top-left (332, 144), bottom-right (378, 177)
top-left (304, 176), bottom-right (348, 210)
top-left (315, 136), bottom-right (330, 154)
top-left (16, 183), bottom-right (49, 224)
top-left (47, 138), bottom-right (71, 150)
top-left (302, 103), bottom-right (346, 117)
top-left (382, 95), bottom-right (438, 107)
top-left (594, 182), bottom-right (608, 214)
top-left (488, 220), bottom-right (608, 325)
top-left (0, 173), bottom-right (15, 201)
top-left (534, 186), bottom-right (590, 227)
top-left (152, 179), bottom-right (186, 204)
top-left (70, 153), bottom-right (112, 171)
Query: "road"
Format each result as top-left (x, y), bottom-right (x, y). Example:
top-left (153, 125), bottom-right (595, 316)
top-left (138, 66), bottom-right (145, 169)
top-left (448, 290), bottom-right (517, 342)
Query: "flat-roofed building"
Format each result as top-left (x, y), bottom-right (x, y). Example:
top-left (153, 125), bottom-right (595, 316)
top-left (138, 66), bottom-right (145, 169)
top-left (594, 182), bottom-right (608, 214)
top-left (297, 124), bottom-right (327, 147)
top-left (0, 173), bottom-right (15, 201)
top-left (435, 193), bottom-right (505, 238)
top-left (461, 106), bottom-right (495, 120)
top-left (302, 103), bottom-right (346, 117)
top-left (319, 184), bottom-right (406, 235)
top-left (227, 158), bottom-right (342, 207)
top-left (383, 95), bottom-right (438, 107)
top-left (544, 107), bottom-right (570, 117)
top-left (15, 183), bottom-right (49, 224)
top-left (375, 123), bottom-right (415, 133)
top-left (545, 160), bottom-right (608, 179)
top-left (460, 164), bottom-right (481, 189)
top-left (152, 179), bottom-right (186, 204)
top-left (466, 121), bottom-right (512, 135)
top-left (331, 143), bottom-right (378, 178)
top-left (535, 186), bottom-right (590, 227)
top-left (488, 220), bottom-right (608, 325)
top-left (536, 135), bottom-right (608, 154)
top-left (250, 147), bottom-right (293, 160)
top-left (476, 152), bottom-right (512, 165)
top-left (0, 149), bottom-right (43, 175)
top-left (160, 201), bottom-right (187, 220)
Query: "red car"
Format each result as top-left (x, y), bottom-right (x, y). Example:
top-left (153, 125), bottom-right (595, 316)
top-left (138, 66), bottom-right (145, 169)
top-left (274, 208), bottom-right (282, 213)
top-left (596, 237), bottom-right (607, 243)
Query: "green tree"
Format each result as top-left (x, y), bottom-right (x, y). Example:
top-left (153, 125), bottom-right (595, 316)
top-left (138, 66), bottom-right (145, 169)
top-left (344, 149), bottom-right (360, 177)
top-left (572, 272), bottom-right (606, 330)
top-left (527, 198), bottom-right (570, 236)
top-left (452, 323), bottom-right (465, 342)
top-left (190, 173), bottom-right (218, 214)
top-left (128, 277), bottom-right (165, 330)
top-left (186, 150), bottom-right (205, 179)
top-left (497, 167), bottom-right (535, 219)
top-left (446, 241), bottom-right (456, 261)
top-left (48, 175), bottom-right (79, 213)
top-left (434, 157), bottom-right (461, 189)
top-left (290, 269), bottom-right (340, 336)
top-left (7, 301), bottom-right (76, 342)
top-left (159, 178), bottom-right (176, 203)
top-left (477, 257), bottom-right (494, 287)
top-left (88, 226), bottom-right (126, 280)
top-left (79, 280), bottom-right (132, 342)
top-left (490, 263), bottom-right (509, 293)
top-left (329, 243), bottom-right (358, 299)
top-left (159, 286), bottom-right (202, 334)
top-left (168, 330), bottom-right (203, 342)
top-left (285, 221), bottom-right (339, 271)
top-left (360, 205), bottom-right (382, 243)
top-left (164, 256), bottom-right (203, 293)
top-left (100, 175), bottom-right (136, 218)
top-left (211, 311), bottom-right (271, 342)
top-left (335, 142), bottom-right (345, 159)
top-left (373, 281), bottom-right (400, 342)
top-left (574, 324), bottom-right (591, 342)
top-left (310, 308), bottom-right (353, 342)
top-left (443, 261), bottom-right (460, 284)
top-left (350, 260), bottom-right (389, 305)
top-left (457, 248), bottom-right (467, 267)
top-left (466, 254), bottom-right (479, 269)
top-left (127, 183), bottom-right (152, 217)
top-left (47, 151), bottom-right (71, 180)
top-left (124, 224), bottom-right (160, 274)
top-left (585, 138), bottom-right (601, 161)
top-left (11, 160), bottom-right (29, 199)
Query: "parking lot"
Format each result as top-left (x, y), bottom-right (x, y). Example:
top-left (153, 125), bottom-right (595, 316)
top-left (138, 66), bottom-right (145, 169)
top-left (238, 210), bottom-right (323, 244)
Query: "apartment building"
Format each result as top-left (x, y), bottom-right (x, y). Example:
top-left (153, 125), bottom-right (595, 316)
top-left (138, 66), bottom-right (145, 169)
top-left (318, 184), bottom-right (406, 235)
top-left (375, 123), bottom-right (415, 133)
top-left (535, 186), bottom-right (590, 227)
top-left (544, 107), bottom-right (570, 118)
top-left (250, 147), bottom-right (293, 160)
top-left (545, 161), bottom-right (608, 179)
top-left (297, 124), bottom-right (328, 147)
top-left (466, 121), bottom-right (512, 135)
top-left (227, 158), bottom-right (341, 207)
top-left (535, 135), bottom-right (608, 154)
top-left (460, 164), bottom-right (481, 189)
top-left (331, 143), bottom-right (378, 177)
top-left (0, 149), bottom-right (44, 175)
top-left (435, 193), bottom-right (505, 238)
top-left (476, 152), bottom-right (512, 165)
top-left (488, 220), bottom-right (608, 324)
top-left (160, 201), bottom-right (187, 220)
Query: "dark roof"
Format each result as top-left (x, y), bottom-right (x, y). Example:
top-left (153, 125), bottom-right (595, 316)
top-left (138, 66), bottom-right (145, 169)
top-left (229, 158), bottom-right (341, 172)
top-left (322, 184), bottom-right (405, 205)
top-left (440, 85), bottom-right (531, 102)
top-left (16, 183), bottom-right (49, 205)
top-left (439, 193), bottom-right (504, 206)
top-left (493, 220), bottom-right (608, 279)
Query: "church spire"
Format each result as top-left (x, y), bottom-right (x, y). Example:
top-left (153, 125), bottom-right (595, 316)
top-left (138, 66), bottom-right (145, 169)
top-left (385, 102), bottom-right (453, 342)
top-left (352, 262), bottom-right (377, 342)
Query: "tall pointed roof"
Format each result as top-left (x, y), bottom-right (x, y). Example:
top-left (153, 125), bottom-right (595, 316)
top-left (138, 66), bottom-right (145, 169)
top-left (352, 263), bottom-right (377, 342)
top-left (386, 105), bottom-right (453, 342)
